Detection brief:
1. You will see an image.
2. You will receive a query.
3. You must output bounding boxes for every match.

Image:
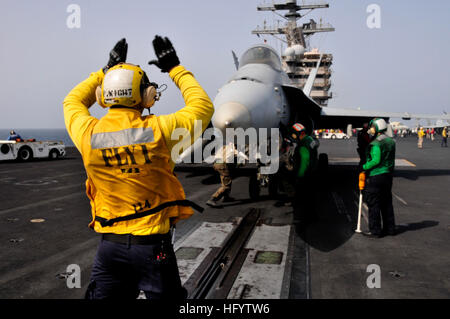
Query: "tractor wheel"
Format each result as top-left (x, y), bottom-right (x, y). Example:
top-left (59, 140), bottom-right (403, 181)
top-left (49, 149), bottom-right (59, 160)
top-left (18, 147), bottom-right (33, 162)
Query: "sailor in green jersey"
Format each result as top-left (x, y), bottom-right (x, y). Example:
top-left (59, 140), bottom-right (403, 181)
top-left (290, 123), bottom-right (319, 222)
top-left (362, 118), bottom-right (397, 238)
top-left (296, 132), bottom-right (319, 178)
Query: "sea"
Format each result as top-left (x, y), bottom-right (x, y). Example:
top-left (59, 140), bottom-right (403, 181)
top-left (0, 129), bottom-right (74, 147)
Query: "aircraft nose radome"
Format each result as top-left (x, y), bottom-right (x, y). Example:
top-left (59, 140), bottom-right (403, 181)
top-left (212, 102), bottom-right (251, 132)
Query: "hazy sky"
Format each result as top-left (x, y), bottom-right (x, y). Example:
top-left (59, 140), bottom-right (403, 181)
top-left (1, 0), bottom-right (449, 129)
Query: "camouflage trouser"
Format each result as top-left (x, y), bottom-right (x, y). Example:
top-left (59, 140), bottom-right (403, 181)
top-left (212, 163), bottom-right (232, 200)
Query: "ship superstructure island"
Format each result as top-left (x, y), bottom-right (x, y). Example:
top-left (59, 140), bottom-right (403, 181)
top-left (252, 0), bottom-right (335, 106)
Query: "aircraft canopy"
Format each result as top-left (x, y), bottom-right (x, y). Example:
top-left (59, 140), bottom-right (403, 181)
top-left (240, 45), bottom-right (282, 71)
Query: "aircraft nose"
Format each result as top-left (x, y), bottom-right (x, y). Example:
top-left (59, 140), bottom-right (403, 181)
top-left (212, 102), bottom-right (252, 132)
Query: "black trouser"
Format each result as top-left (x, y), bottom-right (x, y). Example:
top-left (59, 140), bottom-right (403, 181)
top-left (85, 233), bottom-right (187, 299)
top-left (357, 147), bottom-right (367, 166)
top-left (364, 173), bottom-right (396, 235)
top-left (442, 137), bottom-right (448, 147)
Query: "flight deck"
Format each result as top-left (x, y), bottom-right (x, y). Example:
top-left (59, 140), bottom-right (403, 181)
top-left (0, 137), bottom-right (448, 299)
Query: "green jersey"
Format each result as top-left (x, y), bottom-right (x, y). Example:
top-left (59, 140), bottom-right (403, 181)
top-left (296, 135), bottom-right (319, 178)
top-left (363, 134), bottom-right (396, 177)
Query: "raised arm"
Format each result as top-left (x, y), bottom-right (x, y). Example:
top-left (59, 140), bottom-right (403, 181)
top-left (63, 70), bottom-right (102, 151)
top-left (63, 38), bottom-right (128, 152)
top-left (148, 36), bottom-right (213, 157)
top-left (159, 66), bottom-right (214, 153)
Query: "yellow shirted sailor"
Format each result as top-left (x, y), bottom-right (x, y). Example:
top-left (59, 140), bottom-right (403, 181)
top-left (63, 37), bottom-right (213, 299)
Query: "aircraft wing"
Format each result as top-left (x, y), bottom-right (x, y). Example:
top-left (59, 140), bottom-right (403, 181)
top-left (281, 79), bottom-right (450, 130)
top-left (282, 85), bottom-right (322, 121)
top-left (419, 119), bottom-right (450, 129)
top-left (317, 107), bottom-right (450, 129)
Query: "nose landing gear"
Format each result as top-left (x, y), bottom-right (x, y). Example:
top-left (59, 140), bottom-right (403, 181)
top-left (248, 168), bottom-right (279, 200)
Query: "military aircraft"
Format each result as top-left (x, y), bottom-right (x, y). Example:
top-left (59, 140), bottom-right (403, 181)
top-left (178, 44), bottom-right (450, 198)
top-left (212, 44), bottom-right (450, 137)
top-left (209, 44), bottom-right (450, 196)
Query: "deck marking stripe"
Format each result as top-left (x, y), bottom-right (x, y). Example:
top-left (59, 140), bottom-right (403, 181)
top-left (328, 157), bottom-right (415, 167)
top-left (0, 192), bottom-right (85, 216)
top-left (393, 193), bottom-right (408, 206)
top-left (402, 159), bottom-right (416, 167)
top-left (44, 184), bottom-right (85, 192)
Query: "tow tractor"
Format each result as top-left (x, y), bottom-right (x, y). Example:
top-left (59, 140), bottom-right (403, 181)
top-left (0, 139), bottom-right (66, 162)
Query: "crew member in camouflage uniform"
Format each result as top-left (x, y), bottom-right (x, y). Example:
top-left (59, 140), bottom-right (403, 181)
top-left (206, 143), bottom-right (236, 207)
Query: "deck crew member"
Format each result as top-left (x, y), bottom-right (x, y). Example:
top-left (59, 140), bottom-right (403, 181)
top-left (63, 37), bottom-right (213, 299)
top-left (417, 127), bottom-right (425, 149)
top-left (441, 127), bottom-right (448, 147)
top-left (362, 118), bottom-right (396, 238)
top-left (206, 142), bottom-right (237, 207)
top-left (357, 123), bottom-right (372, 166)
top-left (278, 130), bottom-right (298, 201)
top-left (290, 123), bottom-right (319, 222)
top-left (7, 130), bottom-right (22, 141)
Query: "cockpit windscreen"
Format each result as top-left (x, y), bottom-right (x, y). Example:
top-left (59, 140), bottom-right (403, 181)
top-left (239, 45), bottom-right (282, 71)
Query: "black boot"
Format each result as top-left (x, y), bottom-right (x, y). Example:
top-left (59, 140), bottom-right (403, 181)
top-left (362, 231), bottom-right (382, 238)
top-left (222, 195), bottom-right (235, 203)
top-left (206, 197), bottom-right (221, 208)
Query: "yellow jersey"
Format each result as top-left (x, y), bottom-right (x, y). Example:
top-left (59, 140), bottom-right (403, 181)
top-left (63, 66), bottom-right (213, 235)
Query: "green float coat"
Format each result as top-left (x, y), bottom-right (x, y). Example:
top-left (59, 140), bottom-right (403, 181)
top-left (297, 135), bottom-right (318, 178)
top-left (363, 134), bottom-right (396, 176)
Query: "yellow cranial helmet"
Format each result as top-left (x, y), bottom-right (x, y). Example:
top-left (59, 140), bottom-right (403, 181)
top-left (95, 63), bottom-right (158, 108)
